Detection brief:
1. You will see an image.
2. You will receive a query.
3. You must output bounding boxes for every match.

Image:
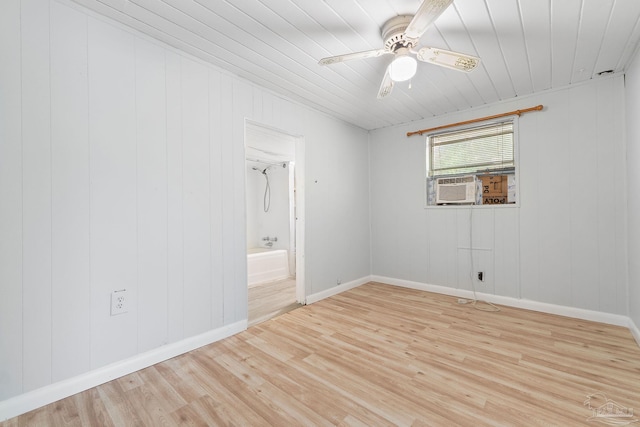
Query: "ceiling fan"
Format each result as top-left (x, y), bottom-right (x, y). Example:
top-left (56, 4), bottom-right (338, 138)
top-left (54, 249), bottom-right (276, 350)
top-left (318, 0), bottom-right (480, 99)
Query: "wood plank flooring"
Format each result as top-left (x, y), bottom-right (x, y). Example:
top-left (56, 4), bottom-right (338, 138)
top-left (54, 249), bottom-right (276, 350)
top-left (248, 277), bottom-right (300, 326)
top-left (3, 282), bottom-right (640, 426)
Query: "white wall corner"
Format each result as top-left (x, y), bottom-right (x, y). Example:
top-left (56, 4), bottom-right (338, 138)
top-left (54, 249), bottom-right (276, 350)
top-left (305, 275), bottom-right (372, 305)
top-left (0, 320), bottom-right (247, 422)
top-left (371, 275), bottom-right (634, 331)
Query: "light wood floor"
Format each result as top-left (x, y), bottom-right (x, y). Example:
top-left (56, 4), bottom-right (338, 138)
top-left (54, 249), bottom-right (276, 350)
top-left (3, 282), bottom-right (640, 426)
top-left (248, 277), bottom-right (300, 326)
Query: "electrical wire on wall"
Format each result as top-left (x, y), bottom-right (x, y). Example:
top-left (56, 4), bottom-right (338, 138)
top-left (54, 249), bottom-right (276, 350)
top-left (460, 206), bottom-right (500, 312)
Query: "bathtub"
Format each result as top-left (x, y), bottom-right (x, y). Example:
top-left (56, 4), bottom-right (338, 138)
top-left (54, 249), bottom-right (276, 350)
top-left (247, 248), bottom-right (290, 287)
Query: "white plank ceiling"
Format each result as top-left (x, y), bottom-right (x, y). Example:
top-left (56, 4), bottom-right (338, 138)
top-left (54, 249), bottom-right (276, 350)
top-left (70, 0), bottom-right (640, 130)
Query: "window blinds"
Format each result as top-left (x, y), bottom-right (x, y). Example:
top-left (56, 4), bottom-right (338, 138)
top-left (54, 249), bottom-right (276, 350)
top-left (428, 121), bottom-right (514, 176)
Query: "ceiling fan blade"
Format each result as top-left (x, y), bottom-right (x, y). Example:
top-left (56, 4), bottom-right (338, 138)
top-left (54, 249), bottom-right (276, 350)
top-left (319, 48), bottom-right (389, 66)
top-left (416, 47), bottom-right (480, 72)
top-left (405, 0), bottom-right (454, 41)
top-left (377, 66), bottom-right (394, 99)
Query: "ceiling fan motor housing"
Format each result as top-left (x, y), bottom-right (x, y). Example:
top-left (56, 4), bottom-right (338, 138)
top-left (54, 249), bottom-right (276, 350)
top-left (382, 15), bottom-right (416, 52)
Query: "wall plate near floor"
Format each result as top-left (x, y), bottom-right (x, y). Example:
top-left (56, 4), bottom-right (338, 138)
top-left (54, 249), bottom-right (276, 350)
top-left (110, 289), bottom-right (128, 316)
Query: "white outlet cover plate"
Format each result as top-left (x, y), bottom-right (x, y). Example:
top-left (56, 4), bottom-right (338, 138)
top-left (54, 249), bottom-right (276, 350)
top-left (111, 289), bottom-right (128, 316)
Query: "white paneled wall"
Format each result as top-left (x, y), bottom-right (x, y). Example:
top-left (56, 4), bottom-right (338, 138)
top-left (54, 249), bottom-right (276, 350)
top-left (370, 76), bottom-right (628, 315)
top-left (166, 49), bottom-right (186, 343)
top-left (22, 0), bottom-right (53, 393)
top-left (50, 0), bottom-right (91, 382)
top-left (88, 15), bottom-right (138, 370)
top-left (1, 0), bottom-right (23, 401)
top-left (304, 115), bottom-right (372, 295)
top-left (0, 0), bottom-right (370, 404)
top-left (181, 55), bottom-right (212, 338)
top-left (135, 37), bottom-right (169, 353)
top-left (626, 47), bottom-right (640, 331)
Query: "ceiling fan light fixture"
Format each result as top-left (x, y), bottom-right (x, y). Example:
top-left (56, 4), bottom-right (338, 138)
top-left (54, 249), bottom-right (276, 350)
top-left (389, 51), bottom-right (417, 82)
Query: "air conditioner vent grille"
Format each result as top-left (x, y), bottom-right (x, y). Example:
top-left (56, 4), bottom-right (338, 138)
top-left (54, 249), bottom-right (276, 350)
top-left (436, 175), bottom-right (475, 185)
top-left (438, 184), bottom-right (468, 201)
top-left (435, 174), bottom-right (476, 204)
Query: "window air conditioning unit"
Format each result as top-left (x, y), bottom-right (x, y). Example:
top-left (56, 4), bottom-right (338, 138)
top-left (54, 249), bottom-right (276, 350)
top-left (435, 175), bottom-right (476, 204)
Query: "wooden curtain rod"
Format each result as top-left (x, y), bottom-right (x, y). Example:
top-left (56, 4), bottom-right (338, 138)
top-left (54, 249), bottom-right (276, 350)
top-left (406, 104), bottom-right (544, 137)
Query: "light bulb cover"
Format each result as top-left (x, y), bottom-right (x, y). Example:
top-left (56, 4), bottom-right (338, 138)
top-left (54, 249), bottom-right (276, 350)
top-left (388, 52), bottom-right (417, 82)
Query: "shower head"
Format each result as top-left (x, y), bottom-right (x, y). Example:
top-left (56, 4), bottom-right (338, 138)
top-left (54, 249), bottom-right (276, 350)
top-left (252, 166), bottom-right (269, 175)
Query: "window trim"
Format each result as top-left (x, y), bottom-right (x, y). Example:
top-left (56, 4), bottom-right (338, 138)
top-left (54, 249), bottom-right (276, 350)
top-left (424, 117), bottom-right (520, 209)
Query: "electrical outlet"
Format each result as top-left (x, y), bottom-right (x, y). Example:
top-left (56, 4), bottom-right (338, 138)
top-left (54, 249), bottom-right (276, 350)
top-left (477, 272), bottom-right (485, 282)
top-left (110, 289), bottom-right (128, 316)
top-left (337, 278), bottom-right (342, 285)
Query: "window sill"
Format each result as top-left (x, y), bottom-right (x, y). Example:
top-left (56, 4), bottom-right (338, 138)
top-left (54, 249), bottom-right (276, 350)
top-left (424, 203), bottom-right (519, 210)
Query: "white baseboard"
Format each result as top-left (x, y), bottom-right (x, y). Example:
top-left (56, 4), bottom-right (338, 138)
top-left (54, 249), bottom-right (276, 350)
top-left (305, 275), bottom-right (371, 305)
top-left (0, 320), bottom-right (247, 422)
top-left (4, 278), bottom-right (637, 421)
top-left (371, 275), bottom-right (631, 328)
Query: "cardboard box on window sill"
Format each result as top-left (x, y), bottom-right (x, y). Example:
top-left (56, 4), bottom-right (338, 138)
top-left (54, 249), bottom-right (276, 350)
top-left (481, 175), bottom-right (507, 195)
top-left (480, 174), bottom-right (516, 204)
top-left (483, 196), bottom-right (508, 204)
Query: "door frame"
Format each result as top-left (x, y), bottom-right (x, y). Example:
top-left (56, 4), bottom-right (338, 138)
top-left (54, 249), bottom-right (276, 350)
top-left (244, 120), bottom-right (305, 305)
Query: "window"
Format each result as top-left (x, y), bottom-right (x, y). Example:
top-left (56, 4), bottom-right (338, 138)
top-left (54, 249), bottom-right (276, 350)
top-left (426, 120), bottom-right (516, 206)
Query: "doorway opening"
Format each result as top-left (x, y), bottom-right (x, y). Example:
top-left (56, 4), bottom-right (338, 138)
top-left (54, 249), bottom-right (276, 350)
top-left (245, 121), bottom-right (305, 326)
